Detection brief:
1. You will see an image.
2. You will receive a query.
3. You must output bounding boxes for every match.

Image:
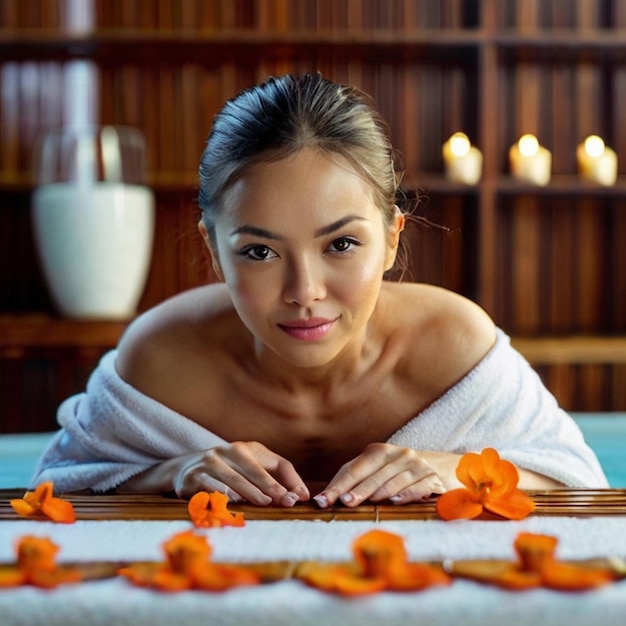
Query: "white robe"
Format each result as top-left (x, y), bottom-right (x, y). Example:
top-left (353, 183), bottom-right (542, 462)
top-left (31, 329), bottom-right (608, 492)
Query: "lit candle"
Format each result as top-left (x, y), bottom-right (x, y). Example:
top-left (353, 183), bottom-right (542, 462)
top-left (442, 132), bottom-right (483, 184)
top-left (576, 135), bottom-right (617, 186)
top-left (509, 134), bottom-right (551, 186)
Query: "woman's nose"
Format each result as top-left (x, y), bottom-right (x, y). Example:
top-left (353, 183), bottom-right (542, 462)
top-left (282, 259), bottom-right (326, 306)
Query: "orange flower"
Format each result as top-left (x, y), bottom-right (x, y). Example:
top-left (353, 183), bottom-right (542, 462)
top-left (436, 448), bottom-right (535, 521)
top-left (450, 532), bottom-right (617, 591)
top-left (514, 532), bottom-right (616, 591)
top-left (299, 529), bottom-right (450, 596)
top-left (10, 482), bottom-right (76, 524)
top-left (0, 535), bottom-right (81, 589)
top-left (187, 490), bottom-right (245, 528)
top-left (118, 530), bottom-right (259, 592)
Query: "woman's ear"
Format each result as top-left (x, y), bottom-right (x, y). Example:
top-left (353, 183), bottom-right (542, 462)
top-left (198, 220), bottom-right (224, 281)
top-left (384, 206), bottom-right (406, 271)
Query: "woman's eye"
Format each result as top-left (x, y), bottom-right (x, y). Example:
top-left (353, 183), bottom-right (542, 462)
top-left (328, 237), bottom-right (360, 253)
top-left (240, 245), bottom-right (276, 261)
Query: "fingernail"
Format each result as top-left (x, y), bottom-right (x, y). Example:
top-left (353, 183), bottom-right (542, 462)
top-left (340, 493), bottom-right (354, 505)
top-left (390, 494), bottom-right (403, 504)
top-left (313, 494), bottom-right (328, 509)
top-left (281, 491), bottom-right (298, 507)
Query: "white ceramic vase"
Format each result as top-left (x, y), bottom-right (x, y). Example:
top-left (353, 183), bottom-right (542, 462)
top-left (32, 183), bottom-right (154, 319)
top-left (31, 126), bottom-right (155, 320)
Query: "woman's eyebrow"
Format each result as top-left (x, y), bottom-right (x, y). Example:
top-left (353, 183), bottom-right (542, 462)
top-left (230, 215), bottom-right (367, 240)
top-left (314, 215), bottom-right (367, 237)
top-left (229, 225), bottom-right (282, 240)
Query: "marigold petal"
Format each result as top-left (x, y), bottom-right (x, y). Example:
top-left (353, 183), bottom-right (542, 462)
top-left (28, 567), bottom-right (82, 589)
top-left (455, 452), bottom-right (483, 490)
top-left (436, 488), bottom-right (484, 520)
top-left (41, 497), bottom-right (76, 524)
top-left (16, 536), bottom-right (59, 571)
top-left (352, 529), bottom-right (407, 577)
top-left (191, 563), bottom-right (260, 591)
top-left (298, 563), bottom-right (386, 596)
top-left (514, 532), bottom-right (558, 571)
top-left (488, 457), bottom-right (521, 497)
top-left (385, 562), bottom-right (451, 591)
top-left (483, 489), bottom-right (535, 520)
top-left (9, 498), bottom-right (38, 517)
top-left (187, 491), bottom-right (210, 519)
top-left (152, 568), bottom-right (195, 591)
top-left (119, 563), bottom-right (192, 591)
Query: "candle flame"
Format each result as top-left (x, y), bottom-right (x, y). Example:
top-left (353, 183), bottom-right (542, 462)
top-left (449, 132), bottom-right (471, 157)
top-left (518, 134), bottom-right (539, 158)
top-left (584, 135), bottom-right (605, 158)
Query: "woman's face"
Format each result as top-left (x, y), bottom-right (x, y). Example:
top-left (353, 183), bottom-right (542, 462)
top-left (204, 148), bottom-right (404, 369)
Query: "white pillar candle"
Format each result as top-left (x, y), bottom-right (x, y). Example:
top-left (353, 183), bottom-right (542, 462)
top-left (576, 135), bottom-right (617, 186)
top-left (509, 134), bottom-right (551, 186)
top-left (442, 132), bottom-right (483, 184)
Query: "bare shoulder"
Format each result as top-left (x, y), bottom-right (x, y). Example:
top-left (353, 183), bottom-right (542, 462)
top-left (381, 282), bottom-right (496, 393)
top-left (115, 283), bottom-right (237, 399)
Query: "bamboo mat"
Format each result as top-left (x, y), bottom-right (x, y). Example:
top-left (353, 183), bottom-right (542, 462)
top-left (1, 488), bottom-right (626, 521)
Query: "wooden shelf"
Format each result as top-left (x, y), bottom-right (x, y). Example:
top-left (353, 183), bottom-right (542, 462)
top-left (0, 315), bottom-right (127, 352)
top-left (0, 28), bottom-right (482, 63)
top-left (512, 336), bottom-right (626, 366)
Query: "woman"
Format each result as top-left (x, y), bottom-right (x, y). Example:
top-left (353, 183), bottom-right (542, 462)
top-left (32, 73), bottom-right (608, 506)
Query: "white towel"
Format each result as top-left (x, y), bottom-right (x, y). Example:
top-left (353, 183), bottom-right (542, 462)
top-left (31, 328), bottom-right (608, 492)
top-left (1, 517), bottom-right (626, 626)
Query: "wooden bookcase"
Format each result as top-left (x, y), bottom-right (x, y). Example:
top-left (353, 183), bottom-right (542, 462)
top-left (1, 0), bottom-right (625, 432)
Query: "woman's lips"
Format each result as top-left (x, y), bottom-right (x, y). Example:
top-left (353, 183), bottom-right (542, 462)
top-left (278, 318), bottom-right (336, 341)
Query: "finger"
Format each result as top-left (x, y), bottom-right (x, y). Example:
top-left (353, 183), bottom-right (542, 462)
top-left (386, 474), bottom-right (447, 505)
top-left (222, 442), bottom-right (308, 506)
top-left (314, 443), bottom-right (396, 507)
top-left (177, 448), bottom-right (274, 505)
top-left (270, 457), bottom-right (310, 504)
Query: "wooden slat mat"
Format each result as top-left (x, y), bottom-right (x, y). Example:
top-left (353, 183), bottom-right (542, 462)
top-left (1, 489), bottom-right (626, 521)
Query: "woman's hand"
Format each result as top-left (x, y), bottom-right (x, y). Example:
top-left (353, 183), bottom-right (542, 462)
top-left (120, 441), bottom-right (310, 507)
top-left (313, 443), bottom-right (457, 508)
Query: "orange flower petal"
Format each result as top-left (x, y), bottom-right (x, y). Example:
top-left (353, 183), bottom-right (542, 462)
top-left (164, 530), bottom-right (212, 572)
top-left (188, 491), bottom-right (245, 528)
top-left (514, 533), bottom-right (558, 572)
top-left (455, 451), bottom-right (483, 490)
top-left (352, 529), bottom-right (407, 577)
top-left (385, 562), bottom-right (451, 591)
top-left (299, 563), bottom-right (387, 596)
top-left (28, 567), bottom-right (82, 589)
top-left (493, 567), bottom-right (542, 590)
top-left (118, 563), bottom-right (192, 591)
top-left (16, 536), bottom-right (59, 572)
top-left (436, 488), bottom-right (484, 520)
top-left (484, 488), bottom-right (536, 521)
top-left (191, 563), bottom-right (260, 591)
top-left (41, 496), bottom-right (76, 524)
top-left (9, 498), bottom-right (38, 517)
